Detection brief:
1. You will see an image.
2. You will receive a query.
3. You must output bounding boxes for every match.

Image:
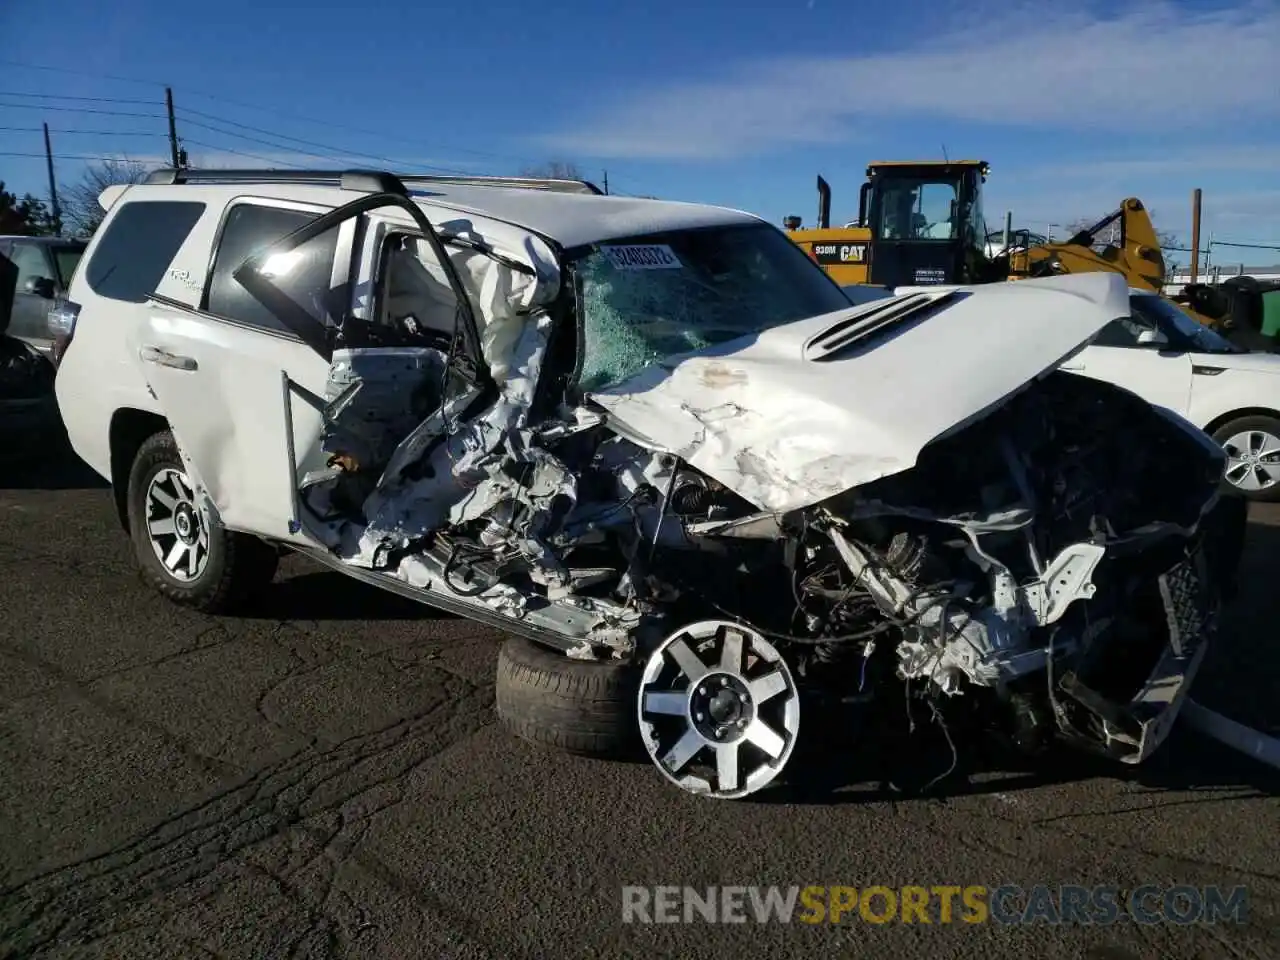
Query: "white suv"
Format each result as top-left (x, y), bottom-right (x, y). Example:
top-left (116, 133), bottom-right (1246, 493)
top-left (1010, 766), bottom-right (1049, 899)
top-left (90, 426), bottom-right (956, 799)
top-left (52, 169), bottom-right (1237, 799)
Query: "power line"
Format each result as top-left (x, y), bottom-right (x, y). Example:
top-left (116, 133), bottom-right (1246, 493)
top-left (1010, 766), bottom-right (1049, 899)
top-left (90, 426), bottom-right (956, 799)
top-left (0, 127), bottom-right (165, 137)
top-left (0, 58), bottom-right (163, 89)
top-left (0, 90), bottom-right (160, 106)
top-left (177, 107), bottom-right (477, 174)
top-left (0, 151), bottom-right (157, 162)
top-left (1, 58), bottom-right (655, 191)
top-left (1210, 239), bottom-right (1280, 252)
top-left (178, 114), bottom-right (474, 173)
top-left (177, 95), bottom-right (534, 168)
top-left (181, 140), bottom-right (307, 168)
top-left (0, 59), bottom-right (549, 167)
top-left (0, 101), bottom-right (165, 120)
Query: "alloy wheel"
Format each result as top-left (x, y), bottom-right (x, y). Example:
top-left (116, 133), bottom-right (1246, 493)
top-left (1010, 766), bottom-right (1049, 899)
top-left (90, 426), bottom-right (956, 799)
top-left (144, 467), bottom-right (211, 582)
top-left (1222, 429), bottom-right (1280, 493)
top-left (637, 620), bottom-right (800, 799)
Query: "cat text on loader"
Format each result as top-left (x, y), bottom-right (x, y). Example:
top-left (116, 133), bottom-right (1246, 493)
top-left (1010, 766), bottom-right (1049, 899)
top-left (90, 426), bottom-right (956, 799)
top-left (784, 160), bottom-right (995, 288)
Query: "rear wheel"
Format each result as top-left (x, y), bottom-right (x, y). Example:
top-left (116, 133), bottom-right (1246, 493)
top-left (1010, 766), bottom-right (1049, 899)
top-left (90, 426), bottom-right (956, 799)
top-left (126, 430), bottom-right (278, 612)
top-left (1211, 415), bottom-right (1280, 501)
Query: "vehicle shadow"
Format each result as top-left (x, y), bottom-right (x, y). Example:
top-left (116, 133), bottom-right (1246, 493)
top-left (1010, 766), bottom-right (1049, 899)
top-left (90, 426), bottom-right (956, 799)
top-left (758, 712), bottom-right (1280, 809)
top-left (754, 511), bottom-right (1280, 807)
top-left (0, 436), bottom-right (107, 491)
top-left (241, 567), bottom-right (460, 622)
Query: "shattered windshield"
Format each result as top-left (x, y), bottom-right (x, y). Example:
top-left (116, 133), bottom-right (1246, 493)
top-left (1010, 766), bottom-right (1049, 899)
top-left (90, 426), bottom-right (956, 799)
top-left (573, 223), bottom-right (851, 391)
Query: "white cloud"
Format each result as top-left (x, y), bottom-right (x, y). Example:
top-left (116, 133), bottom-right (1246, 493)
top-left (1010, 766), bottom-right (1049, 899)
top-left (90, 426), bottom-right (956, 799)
top-left (542, 1), bottom-right (1280, 160)
top-left (1004, 146), bottom-right (1280, 183)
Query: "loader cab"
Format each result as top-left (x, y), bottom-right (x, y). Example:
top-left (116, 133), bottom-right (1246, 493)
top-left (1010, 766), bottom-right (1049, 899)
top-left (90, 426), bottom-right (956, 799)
top-left (861, 161), bottom-right (990, 288)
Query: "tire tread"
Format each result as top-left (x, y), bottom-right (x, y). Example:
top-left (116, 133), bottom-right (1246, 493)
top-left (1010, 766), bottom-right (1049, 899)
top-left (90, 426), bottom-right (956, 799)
top-left (494, 636), bottom-right (642, 760)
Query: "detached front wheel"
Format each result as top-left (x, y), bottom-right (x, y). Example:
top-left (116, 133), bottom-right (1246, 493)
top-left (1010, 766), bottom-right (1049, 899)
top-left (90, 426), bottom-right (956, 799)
top-left (126, 430), bottom-right (278, 613)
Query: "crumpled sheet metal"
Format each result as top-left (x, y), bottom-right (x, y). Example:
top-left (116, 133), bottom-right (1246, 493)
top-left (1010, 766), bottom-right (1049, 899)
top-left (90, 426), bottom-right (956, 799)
top-left (341, 304), bottom-right (613, 603)
top-left (316, 218), bottom-right (695, 633)
top-left (588, 273), bottom-right (1133, 515)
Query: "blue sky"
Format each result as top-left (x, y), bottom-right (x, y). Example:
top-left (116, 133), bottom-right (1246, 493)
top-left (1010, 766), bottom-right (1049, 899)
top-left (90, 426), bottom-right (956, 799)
top-left (3, 0), bottom-right (1279, 266)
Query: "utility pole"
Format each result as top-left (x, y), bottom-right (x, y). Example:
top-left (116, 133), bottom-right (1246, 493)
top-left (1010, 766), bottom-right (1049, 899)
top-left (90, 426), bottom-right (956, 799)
top-left (1190, 188), bottom-right (1202, 284)
top-left (166, 86), bottom-right (181, 168)
top-left (42, 122), bottom-right (62, 235)
top-left (602, 170), bottom-right (609, 195)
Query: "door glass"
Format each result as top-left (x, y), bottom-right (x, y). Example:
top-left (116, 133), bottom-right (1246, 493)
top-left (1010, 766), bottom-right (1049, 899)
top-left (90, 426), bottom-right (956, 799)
top-left (1092, 317), bottom-right (1150, 348)
top-left (9, 243), bottom-right (49, 287)
top-left (86, 201), bottom-right (207, 303)
top-left (206, 204), bottom-right (341, 334)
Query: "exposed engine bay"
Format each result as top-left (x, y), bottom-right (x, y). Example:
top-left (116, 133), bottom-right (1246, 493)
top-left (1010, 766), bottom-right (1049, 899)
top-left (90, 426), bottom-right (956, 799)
top-left (274, 228), bottom-right (1231, 800)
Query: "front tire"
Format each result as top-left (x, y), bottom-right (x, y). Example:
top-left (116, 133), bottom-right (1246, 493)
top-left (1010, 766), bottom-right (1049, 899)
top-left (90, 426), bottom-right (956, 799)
top-left (495, 636), bottom-right (642, 760)
top-left (126, 430), bottom-right (278, 612)
top-left (1211, 415), bottom-right (1280, 502)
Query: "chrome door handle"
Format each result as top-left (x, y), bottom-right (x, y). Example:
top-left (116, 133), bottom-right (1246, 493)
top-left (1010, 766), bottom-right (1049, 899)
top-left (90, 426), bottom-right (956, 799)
top-left (139, 345), bottom-right (198, 371)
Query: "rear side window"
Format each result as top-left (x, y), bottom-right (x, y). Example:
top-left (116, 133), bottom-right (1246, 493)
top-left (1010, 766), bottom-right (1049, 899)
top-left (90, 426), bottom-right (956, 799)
top-left (86, 201), bottom-right (206, 303)
top-left (205, 203), bottom-right (340, 333)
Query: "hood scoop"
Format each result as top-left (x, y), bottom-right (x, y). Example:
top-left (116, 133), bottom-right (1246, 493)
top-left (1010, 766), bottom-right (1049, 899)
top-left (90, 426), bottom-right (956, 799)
top-left (802, 290), bottom-right (958, 361)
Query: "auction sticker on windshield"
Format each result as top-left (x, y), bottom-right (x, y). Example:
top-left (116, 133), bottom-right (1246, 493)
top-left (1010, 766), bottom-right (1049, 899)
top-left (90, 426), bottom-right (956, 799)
top-left (601, 245), bottom-right (684, 270)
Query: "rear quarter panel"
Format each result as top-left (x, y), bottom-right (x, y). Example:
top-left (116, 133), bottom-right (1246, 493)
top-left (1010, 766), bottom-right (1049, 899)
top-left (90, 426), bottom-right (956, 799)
top-left (56, 191), bottom-right (225, 481)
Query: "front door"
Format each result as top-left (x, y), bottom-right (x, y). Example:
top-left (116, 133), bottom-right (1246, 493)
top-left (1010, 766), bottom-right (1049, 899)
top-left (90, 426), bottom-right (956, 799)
top-left (1075, 317), bottom-right (1194, 416)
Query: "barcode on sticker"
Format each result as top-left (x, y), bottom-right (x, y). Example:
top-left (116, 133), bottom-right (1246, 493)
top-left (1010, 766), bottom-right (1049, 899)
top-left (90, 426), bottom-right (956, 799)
top-left (600, 244), bottom-right (683, 270)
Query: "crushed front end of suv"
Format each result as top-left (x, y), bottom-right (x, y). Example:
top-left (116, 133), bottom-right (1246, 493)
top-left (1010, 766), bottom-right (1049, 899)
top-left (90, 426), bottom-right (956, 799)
top-left (56, 174), bottom-right (1236, 799)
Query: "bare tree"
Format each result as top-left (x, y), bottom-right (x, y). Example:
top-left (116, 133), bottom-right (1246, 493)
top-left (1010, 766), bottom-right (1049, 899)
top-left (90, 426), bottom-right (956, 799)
top-left (1063, 213), bottom-right (1179, 252)
top-left (519, 160), bottom-right (584, 181)
top-left (1063, 210), bottom-right (1183, 285)
top-left (59, 159), bottom-right (156, 237)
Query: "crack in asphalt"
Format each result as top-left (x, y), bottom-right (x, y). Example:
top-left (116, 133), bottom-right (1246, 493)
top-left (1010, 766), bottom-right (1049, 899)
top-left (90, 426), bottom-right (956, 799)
top-left (0, 667), bottom-right (498, 958)
top-left (0, 637), bottom-right (242, 779)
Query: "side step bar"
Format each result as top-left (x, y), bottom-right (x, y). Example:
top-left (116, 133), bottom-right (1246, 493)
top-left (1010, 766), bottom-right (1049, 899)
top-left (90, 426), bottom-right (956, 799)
top-left (288, 543), bottom-right (604, 658)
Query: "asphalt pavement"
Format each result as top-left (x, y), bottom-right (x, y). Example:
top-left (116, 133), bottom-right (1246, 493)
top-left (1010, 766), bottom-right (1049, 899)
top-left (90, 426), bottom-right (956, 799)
top-left (1, 443), bottom-right (1279, 959)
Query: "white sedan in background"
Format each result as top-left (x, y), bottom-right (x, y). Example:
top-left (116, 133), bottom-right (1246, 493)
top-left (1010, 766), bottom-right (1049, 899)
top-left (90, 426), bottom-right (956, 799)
top-left (845, 284), bottom-right (1280, 500)
top-left (1065, 291), bottom-right (1280, 500)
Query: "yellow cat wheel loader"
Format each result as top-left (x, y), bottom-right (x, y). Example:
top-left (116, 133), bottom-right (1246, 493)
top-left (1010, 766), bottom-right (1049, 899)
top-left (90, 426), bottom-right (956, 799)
top-left (784, 162), bottom-right (1207, 313)
top-left (784, 160), bottom-right (997, 289)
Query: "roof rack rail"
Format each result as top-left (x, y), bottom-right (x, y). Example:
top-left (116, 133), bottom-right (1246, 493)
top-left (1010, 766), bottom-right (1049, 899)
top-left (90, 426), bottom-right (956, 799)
top-left (398, 174), bottom-right (604, 196)
top-left (143, 168), bottom-right (606, 196)
top-left (143, 168), bottom-right (408, 195)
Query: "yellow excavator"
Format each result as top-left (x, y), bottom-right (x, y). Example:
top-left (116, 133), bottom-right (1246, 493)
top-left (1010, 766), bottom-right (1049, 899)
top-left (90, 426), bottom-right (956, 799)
top-left (784, 161), bottom-right (1169, 294)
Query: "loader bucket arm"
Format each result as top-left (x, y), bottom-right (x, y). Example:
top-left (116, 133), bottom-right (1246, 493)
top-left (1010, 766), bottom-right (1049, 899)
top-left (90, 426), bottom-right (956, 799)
top-left (1018, 198), bottom-right (1166, 293)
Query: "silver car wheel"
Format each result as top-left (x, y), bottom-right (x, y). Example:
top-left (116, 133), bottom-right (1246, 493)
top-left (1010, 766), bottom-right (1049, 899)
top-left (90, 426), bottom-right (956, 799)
top-left (637, 620), bottom-right (800, 799)
top-left (1222, 429), bottom-right (1280, 493)
top-left (145, 467), bottom-right (211, 582)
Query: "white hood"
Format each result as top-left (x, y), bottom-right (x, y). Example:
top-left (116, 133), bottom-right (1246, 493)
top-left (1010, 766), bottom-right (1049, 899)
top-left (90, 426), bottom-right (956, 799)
top-left (589, 272), bottom-right (1131, 514)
